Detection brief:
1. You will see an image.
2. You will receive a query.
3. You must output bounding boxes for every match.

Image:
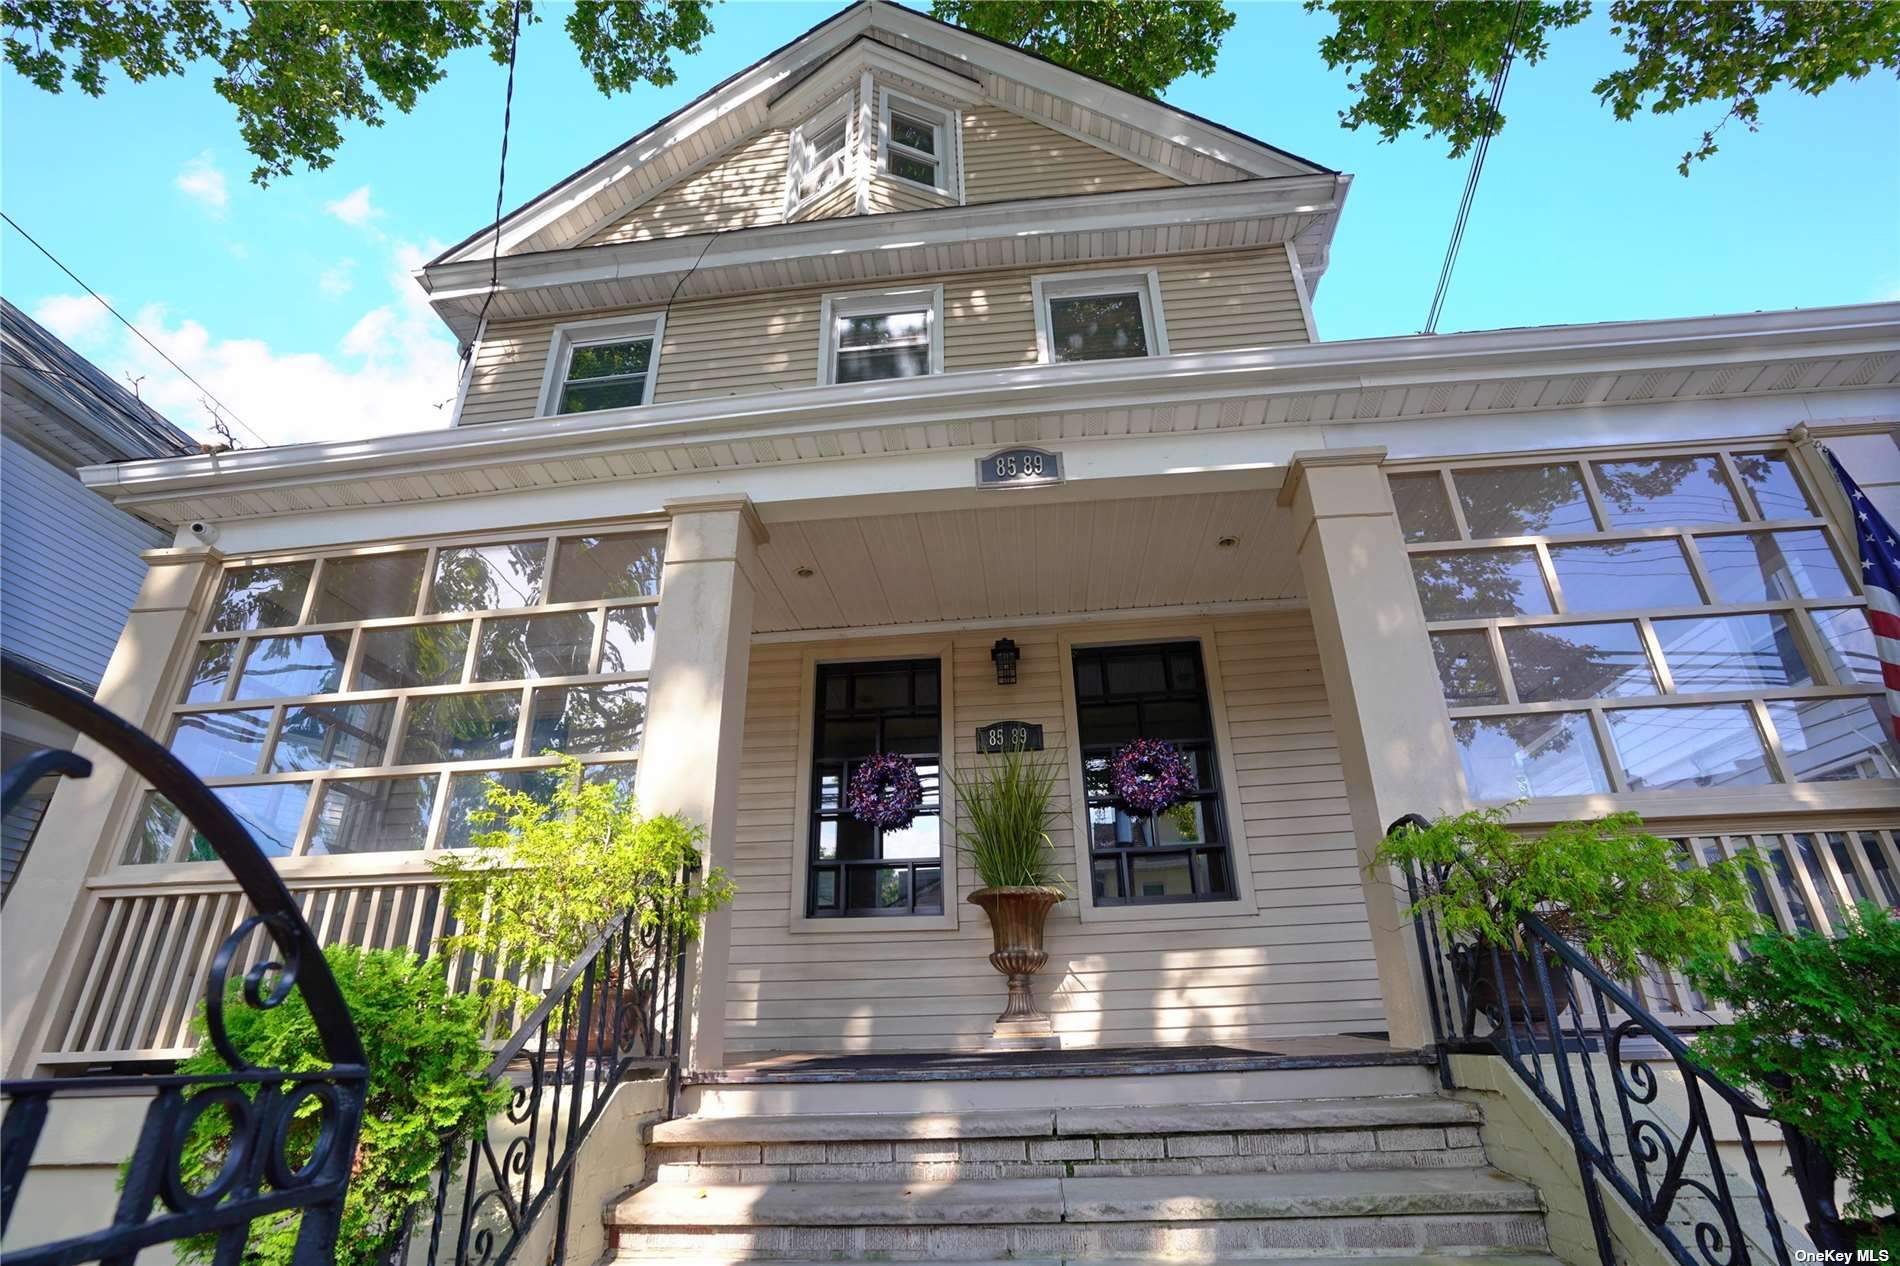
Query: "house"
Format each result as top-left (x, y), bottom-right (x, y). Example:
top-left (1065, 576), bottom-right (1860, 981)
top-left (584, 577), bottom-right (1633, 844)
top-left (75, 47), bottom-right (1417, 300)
top-left (0, 298), bottom-right (199, 900)
top-left (2, 2), bottom-right (1896, 1260)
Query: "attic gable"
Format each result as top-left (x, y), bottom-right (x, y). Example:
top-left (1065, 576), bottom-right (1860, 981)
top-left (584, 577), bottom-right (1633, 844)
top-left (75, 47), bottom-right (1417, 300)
top-left (431, 1), bottom-right (1329, 267)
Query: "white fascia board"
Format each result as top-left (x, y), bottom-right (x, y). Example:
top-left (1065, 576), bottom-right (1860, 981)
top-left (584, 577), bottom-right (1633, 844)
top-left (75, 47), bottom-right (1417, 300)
top-left (423, 176), bottom-right (1344, 308)
top-left (767, 39), bottom-right (983, 128)
top-left (862, 1), bottom-right (1328, 180)
top-left (434, 5), bottom-right (876, 266)
top-left (79, 303), bottom-right (1900, 508)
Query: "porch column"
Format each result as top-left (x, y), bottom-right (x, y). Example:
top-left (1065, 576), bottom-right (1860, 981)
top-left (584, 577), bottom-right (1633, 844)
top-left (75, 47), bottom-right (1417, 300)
top-left (635, 496), bottom-right (764, 1072)
top-left (2, 545), bottom-right (224, 1078)
top-left (1280, 448), bottom-right (1463, 1051)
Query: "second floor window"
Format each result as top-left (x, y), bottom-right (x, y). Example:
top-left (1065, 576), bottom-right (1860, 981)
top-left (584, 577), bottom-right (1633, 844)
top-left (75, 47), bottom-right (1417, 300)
top-left (557, 338), bottom-right (652, 414)
top-left (1033, 269), bottom-right (1169, 365)
top-left (819, 285), bottom-right (943, 385)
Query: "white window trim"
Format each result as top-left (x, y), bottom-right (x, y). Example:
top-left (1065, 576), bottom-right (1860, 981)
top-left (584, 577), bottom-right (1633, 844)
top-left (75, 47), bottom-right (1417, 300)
top-left (785, 92), bottom-right (854, 218)
top-left (876, 87), bottom-right (961, 202)
top-left (816, 284), bottom-right (945, 387)
top-left (535, 312), bottom-right (666, 418)
top-left (1031, 267), bottom-right (1170, 365)
top-left (1054, 623), bottom-right (1258, 924)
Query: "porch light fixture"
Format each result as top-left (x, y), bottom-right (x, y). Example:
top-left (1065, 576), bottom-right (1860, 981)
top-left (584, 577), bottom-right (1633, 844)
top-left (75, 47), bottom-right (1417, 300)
top-left (991, 638), bottom-right (1020, 686)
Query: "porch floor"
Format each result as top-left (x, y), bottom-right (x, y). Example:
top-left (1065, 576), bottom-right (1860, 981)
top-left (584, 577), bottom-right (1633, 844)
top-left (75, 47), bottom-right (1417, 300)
top-left (689, 1035), bottom-right (1428, 1085)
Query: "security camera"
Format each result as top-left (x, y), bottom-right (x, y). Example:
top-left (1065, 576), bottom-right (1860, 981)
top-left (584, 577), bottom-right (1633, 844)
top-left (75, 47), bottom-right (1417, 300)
top-left (188, 521), bottom-right (220, 545)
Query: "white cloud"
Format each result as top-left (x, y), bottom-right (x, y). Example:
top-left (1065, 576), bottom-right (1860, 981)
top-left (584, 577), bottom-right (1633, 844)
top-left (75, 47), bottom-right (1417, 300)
top-left (32, 240), bottom-right (461, 448)
top-left (175, 152), bottom-right (228, 214)
top-left (31, 293), bottom-right (112, 344)
top-left (324, 185), bottom-right (379, 228)
top-left (318, 259), bottom-right (358, 298)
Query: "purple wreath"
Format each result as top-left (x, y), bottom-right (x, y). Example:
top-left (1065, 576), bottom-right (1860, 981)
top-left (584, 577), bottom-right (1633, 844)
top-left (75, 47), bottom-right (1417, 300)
top-left (1108, 738), bottom-right (1194, 816)
top-left (846, 752), bottom-right (924, 830)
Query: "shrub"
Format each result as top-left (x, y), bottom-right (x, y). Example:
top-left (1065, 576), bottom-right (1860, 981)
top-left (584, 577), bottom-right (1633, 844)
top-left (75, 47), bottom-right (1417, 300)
top-left (1689, 903), bottom-right (1900, 1242)
top-left (948, 741), bottom-right (1064, 890)
top-left (431, 755), bottom-right (732, 1017)
top-left (172, 946), bottom-right (504, 1266)
top-left (1377, 805), bottom-right (1760, 980)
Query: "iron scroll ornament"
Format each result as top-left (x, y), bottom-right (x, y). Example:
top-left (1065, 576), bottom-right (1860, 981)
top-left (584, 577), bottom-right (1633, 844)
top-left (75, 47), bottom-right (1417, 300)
top-left (0, 654), bottom-right (368, 1266)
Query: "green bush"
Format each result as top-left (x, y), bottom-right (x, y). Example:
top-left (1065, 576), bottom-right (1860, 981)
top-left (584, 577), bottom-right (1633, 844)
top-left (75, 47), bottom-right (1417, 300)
top-left (431, 755), bottom-right (732, 1018)
top-left (1376, 806), bottom-right (1760, 980)
top-left (1690, 903), bottom-right (1900, 1240)
top-left (948, 742), bottom-right (1064, 890)
top-left (172, 946), bottom-right (505, 1266)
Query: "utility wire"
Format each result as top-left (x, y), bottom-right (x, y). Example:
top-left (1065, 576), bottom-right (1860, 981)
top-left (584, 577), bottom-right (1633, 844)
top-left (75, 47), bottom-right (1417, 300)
top-left (2, 211), bottom-right (271, 448)
top-left (472, 0), bottom-right (523, 341)
top-left (1423, 0), bottom-right (1526, 335)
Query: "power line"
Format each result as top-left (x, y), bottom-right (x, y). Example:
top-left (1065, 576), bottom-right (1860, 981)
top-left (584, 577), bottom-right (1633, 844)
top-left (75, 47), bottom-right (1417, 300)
top-left (472, 0), bottom-right (523, 340)
top-left (1423, 0), bottom-right (1527, 335)
top-left (2, 211), bottom-right (271, 448)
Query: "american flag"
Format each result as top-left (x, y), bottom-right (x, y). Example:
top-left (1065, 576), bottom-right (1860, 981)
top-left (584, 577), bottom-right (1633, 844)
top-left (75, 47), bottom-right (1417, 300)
top-left (1825, 448), bottom-right (1900, 741)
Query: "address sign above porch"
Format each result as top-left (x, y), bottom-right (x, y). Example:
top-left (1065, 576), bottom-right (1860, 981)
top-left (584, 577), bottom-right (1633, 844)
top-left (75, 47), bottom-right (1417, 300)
top-left (977, 447), bottom-right (1063, 490)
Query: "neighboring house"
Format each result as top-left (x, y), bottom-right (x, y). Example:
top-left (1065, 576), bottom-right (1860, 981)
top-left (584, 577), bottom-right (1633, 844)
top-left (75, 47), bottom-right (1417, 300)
top-left (0, 297), bottom-right (198, 900)
top-left (3, 3), bottom-right (1897, 1261)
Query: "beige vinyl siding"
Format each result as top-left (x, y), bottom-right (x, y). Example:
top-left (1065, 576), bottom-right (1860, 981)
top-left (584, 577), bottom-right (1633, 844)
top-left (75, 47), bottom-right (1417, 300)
top-left (789, 178), bottom-right (859, 223)
top-left (962, 107), bottom-right (1180, 204)
top-left (1157, 248), bottom-right (1311, 351)
top-left (587, 130), bottom-right (792, 245)
top-left (457, 247), bottom-right (1308, 423)
top-left (723, 611), bottom-right (1384, 1054)
top-left (457, 314), bottom-right (563, 427)
top-left (866, 174), bottom-right (953, 214)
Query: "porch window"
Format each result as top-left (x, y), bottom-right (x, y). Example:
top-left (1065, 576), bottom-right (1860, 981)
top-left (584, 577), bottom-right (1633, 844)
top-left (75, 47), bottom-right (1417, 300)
top-left (1032, 269), bottom-right (1169, 365)
top-left (807, 659), bottom-right (944, 917)
top-left (1072, 641), bottom-right (1234, 905)
top-left (130, 528), bottom-right (664, 865)
top-left (818, 285), bottom-right (943, 385)
top-left (1396, 447), bottom-right (1898, 802)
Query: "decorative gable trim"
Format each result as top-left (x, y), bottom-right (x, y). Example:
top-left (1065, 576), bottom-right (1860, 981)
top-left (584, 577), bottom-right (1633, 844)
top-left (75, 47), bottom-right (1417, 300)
top-left (429, 1), bottom-right (1332, 269)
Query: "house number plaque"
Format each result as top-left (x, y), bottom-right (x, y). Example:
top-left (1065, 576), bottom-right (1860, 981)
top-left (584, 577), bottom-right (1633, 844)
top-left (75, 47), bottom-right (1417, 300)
top-left (977, 447), bottom-right (1063, 490)
top-left (976, 720), bottom-right (1044, 753)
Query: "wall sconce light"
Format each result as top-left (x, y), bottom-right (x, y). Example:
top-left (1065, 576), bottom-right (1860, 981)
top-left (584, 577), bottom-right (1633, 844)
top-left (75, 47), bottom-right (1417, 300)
top-left (991, 637), bottom-right (1020, 686)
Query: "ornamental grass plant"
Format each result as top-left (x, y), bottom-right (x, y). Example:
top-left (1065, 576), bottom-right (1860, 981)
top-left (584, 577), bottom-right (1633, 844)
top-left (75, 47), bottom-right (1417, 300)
top-left (948, 741), bottom-right (1064, 890)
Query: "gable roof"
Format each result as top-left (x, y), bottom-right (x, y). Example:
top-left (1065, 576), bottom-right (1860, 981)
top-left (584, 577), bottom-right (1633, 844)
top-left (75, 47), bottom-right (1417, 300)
top-left (0, 297), bottom-right (198, 466)
top-left (428, 0), bottom-right (1336, 269)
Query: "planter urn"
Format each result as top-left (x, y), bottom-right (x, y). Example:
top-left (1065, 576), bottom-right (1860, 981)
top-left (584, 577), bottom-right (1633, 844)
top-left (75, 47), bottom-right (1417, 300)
top-left (967, 886), bottom-right (1064, 1049)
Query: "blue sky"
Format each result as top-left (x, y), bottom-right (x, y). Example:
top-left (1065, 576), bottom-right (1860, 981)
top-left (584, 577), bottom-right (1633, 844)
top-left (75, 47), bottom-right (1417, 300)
top-left (3, 1), bottom-right (1896, 448)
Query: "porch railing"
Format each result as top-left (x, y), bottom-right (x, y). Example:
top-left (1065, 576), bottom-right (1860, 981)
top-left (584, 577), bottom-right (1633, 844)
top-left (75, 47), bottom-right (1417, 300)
top-left (0, 654), bottom-right (369, 1266)
top-left (1392, 812), bottom-right (1861, 1266)
top-left (398, 899), bottom-right (689, 1266)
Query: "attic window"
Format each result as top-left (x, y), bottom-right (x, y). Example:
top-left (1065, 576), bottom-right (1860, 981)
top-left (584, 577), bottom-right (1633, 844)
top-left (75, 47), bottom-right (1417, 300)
top-left (878, 89), bottom-right (958, 198)
top-left (787, 94), bottom-right (852, 212)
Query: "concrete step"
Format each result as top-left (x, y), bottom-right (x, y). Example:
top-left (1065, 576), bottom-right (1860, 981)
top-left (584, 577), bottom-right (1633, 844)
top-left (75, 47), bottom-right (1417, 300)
top-left (609, 1168), bottom-right (1550, 1261)
top-left (647, 1095), bottom-right (1487, 1185)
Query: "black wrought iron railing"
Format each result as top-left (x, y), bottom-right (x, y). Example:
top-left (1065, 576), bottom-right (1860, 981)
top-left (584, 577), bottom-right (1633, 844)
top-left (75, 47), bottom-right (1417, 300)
top-left (1391, 812), bottom-right (1857, 1266)
top-left (0, 654), bottom-right (369, 1266)
top-left (396, 900), bottom-right (689, 1266)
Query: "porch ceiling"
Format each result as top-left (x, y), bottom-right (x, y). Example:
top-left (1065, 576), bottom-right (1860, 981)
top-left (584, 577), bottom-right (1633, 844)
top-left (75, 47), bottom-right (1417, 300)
top-left (749, 490), bottom-right (1301, 633)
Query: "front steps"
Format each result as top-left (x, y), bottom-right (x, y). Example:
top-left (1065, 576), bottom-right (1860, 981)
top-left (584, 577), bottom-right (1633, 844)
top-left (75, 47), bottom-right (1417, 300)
top-left (608, 1087), bottom-right (1556, 1263)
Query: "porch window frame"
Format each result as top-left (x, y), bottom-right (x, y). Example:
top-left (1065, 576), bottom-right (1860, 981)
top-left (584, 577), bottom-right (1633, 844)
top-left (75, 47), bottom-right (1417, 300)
top-left (816, 284), bottom-right (945, 387)
top-left (876, 87), bottom-right (961, 201)
top-left (788, 640), bottom-right (960, 933)
top-left (534, 312), bottom-right (667, 418)
top-left (1055, 623), bottom-right (1258, 925)
top-left (1390, 437), bottom-right (1899, 821)
top-left (1031, 267), bottom-right (1170, 366)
